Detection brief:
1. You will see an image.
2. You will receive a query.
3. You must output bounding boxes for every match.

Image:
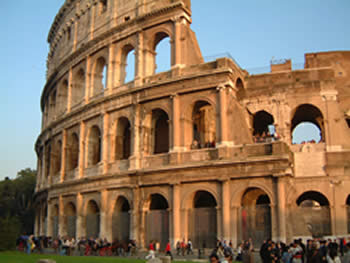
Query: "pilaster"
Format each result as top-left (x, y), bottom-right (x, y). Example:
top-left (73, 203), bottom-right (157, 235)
top-left (78, 122), bottom-right (85, 179)
top-left (221, 180), bottom-right (231, 241)
top-left (102, 113), bottom-right (110, 174)
top-left (60, 129), bottom-right (67, 183)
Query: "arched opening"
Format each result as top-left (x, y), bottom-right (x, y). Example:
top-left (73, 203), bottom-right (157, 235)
top-left (152, 109), bottom-right (169, 154)
top-left (67, 133), bottom-right (79, 171)
top-left (291, 104), bottom-right (324, 144)
top-left (146, 194), bottom-right (169, 250)
top-left (347, 195), bottom-right (350, 234)
top-left (86, 200), bottom-right (100, 238)
top-left (43, 205), bottom-right (48, 235)
top-left (154, 32), bottom-right (171, 73)
top-left (112, 196), bottom-right (130, 243)
top-left (65, 202), bottom-right (76, 238)
top-left (120, 45), bottom-right (135, 84)
top-left (292, 122), bottom-right (322, 144)
top-left (293, 191), bottom-right (331, 237)
top-left (88, 126), bottom-right (101, 166)
top-left (72, 69), bottom-right (85, 106)
top-left (115, 117), bottom-right (131, 160)
top-left (93, 57), bottom-right (107, 96)
top-left (99, 0), bottom-right (107, 14)
top-left (189, 191), bottom-right (217, 248)
top-left (58, 80), bottom-right (68, 115)
top-left (53, 205), bottom-right (59, 238)
top-left (253, 111), bottom-right (275, 139)
top-left (192, 101), bottom-right (216, 149)
top-left (52, 140), bottom-right (62, 175)
top-left (241, 188), bottom-right (271, 247)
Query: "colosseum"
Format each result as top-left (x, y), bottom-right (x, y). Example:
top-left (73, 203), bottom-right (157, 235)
top-left (34, 0), bottom-right (350, 249)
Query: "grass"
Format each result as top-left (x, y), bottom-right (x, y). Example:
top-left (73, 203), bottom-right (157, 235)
top-left (0, 251), bottom-right (148, 263)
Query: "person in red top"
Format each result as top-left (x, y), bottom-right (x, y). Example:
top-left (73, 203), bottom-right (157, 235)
top-left (165, 241), bottom-right (173, 259)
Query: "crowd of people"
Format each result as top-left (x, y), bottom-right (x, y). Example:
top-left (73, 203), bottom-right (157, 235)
top-left (208, 238), bottom-right (350, 263)
top-left (16, 235), bottom-right (350, 263)
top-left (16, 235), bottom-right (137, 257)
top-left (253, 131), bottom-right (280, 144)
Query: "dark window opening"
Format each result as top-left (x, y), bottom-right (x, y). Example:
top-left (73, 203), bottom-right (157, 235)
top-left (153, 109), bottom-right (169, 154)
top-left (89, 126), bottom-right (102, 166)
top-left (150, 194), bottom-right (169, 210)
top-left (194, 191), bottom-right (217, 208)
top-left (115, 117), bottom-right (131, 160)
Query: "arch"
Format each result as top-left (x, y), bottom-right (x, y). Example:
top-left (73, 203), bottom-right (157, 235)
top-left (72, 68), bottom-right (85, 106)
top-left (92, 56), bottom-right (107, 96)
top-left (99, 0), bottom-right (107, 14)
top-left (146, 193), bottom-right (169, 250)
top-left (115, 117), bottom-right (131, 160)
top-left (154, 32), bottom-right (171, 73)
top-left (112, 196), bottom-right (131, 242)
top-left (347, 195), bottom-right (350, 234)
top-left (152, 109), bottom-right (169, 154)
top-left (88, 126), bottom-right (102, 166)
top-left (120, 44), bottom-right (135, 84)
top-left (64, 202), bottom-right (77, 238)
top-left (253, 110), bottom-right (274, 136)
top-left (291, 104), bottom-right (324, 144)
top-left (86, 200), bottom-right (100, 238)
top-left (50, 90), bottom-right (57, 118)
top-left (293, 191), bottom-right (331, 237)
top-left (240, 187), bottom-right (271, 247)
top-left (189, 191), bottom-right (217, 248)
top-left (236, 77), bottom-right (245, 100)
top-left (67, 133), bottom-right (79, 171)
top-left (191, 100), bottom-right (216, 149)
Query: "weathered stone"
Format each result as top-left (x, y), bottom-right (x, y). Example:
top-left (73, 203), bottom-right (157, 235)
top-left (34, 0), bottom-right (350, 250)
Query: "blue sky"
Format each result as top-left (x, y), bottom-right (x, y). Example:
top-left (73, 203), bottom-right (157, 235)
top-left (1, 0), bottom-right (349, 180)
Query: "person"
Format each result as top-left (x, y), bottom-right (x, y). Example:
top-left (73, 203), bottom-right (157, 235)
top-left (187, 239), bottom-right (193, 255)
top-left (342, 243), bottom-right (350, 263)
top-left (326, 247), bottom-right (341, 263)
top-left (145, 244), bottom-right (155, 260)
top-left (221, 249), bottom-right (233, 263)
top-left (176, 240), bottom-right (181, 255)
top-left (165, 241), bottom-right (173, 259)
top-left (209, 253), bottom-right (220, 263)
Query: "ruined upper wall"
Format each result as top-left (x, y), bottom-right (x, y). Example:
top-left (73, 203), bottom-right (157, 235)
top-left (47, 0), bottom-right (192, 78)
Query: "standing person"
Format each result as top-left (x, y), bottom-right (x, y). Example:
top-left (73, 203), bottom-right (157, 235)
top-left (290, 241), bottom-right (303, 263)
top-left (165, 241), bottom-right (173, 260)
top-left (187, 239), bottom-right (193, 255)
top-left (342, 243), bottom-right (350, 263)
top-left (181, 239), bottom-right (186, 256)
top-left (176, 240), bottom-right (181, 255)
top-left (326, 247), bottom-right (341, 263)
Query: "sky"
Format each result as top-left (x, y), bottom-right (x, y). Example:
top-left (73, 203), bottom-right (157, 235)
top-left (1, 0), bottom-right (349, 180)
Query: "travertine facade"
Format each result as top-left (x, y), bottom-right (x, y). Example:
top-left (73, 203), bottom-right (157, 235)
top-left (34, 0), bottom-right (350, 248)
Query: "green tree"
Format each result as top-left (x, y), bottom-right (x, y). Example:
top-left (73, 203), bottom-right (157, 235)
top-left (0, 168), bottom-right (36, 250)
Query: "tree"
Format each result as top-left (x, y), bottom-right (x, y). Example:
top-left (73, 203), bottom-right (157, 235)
top-left (0, 168), bottom-right (36, 250)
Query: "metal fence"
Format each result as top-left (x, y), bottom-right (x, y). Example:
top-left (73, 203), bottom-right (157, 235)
top-left (146, 210), bottom-right (169, 250)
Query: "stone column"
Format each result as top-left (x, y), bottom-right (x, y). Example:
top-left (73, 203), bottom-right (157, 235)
top-left (173, 17), bottom-right (184, 68)
top-left (85, 57), bottom-right (92, 103)
top-left (172, 183), bottom-right (181, 247)
top-left (231, 206), bottom-right (239, 248)
top-left (270, 204), bottom-right (278, 240)
top-left (217, 85), bottom-right (232, 147)
top-left (67, 68), bottom-right (73, 112)
top-left (171, 94), bottom-right (184, 152)
top-left (130, 104), bottom-right (141, 169)
top-left (102, 113), bottom-right (110, 174)
top-left (106, 44), bottom-right (116, 93)
top-left (100, 190), bottom-right (108, 239)
top-left (130, 187), bottom-right (140, 241)
top-left (47, 201), bottom-right (54, 237)
top-left (78, 121), bottom-right (85, 179)
top-left (330, 180), bottom-right (347, 235)
top-left (276, 178), bottom-right (287, 242)
top-left (135, 31), bottom-right (144, 87)
top-left (34, 210), bottom-right (39, 236)
top-left (140, 208), bottom-right (147, 249)
top-left (76, 193), bottom-right (84, 239)
top-left (60, 129), bottom-right (67, 183)
top-left (58, 196), bottom-right (66, 237)
top-left (222, 180), bottom-right (231, 241)
top-left (216, 206), bottom-right (222, 239)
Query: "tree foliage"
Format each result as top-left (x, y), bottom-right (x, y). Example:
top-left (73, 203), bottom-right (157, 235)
top-left (0, 168), bottom-right (36, 240)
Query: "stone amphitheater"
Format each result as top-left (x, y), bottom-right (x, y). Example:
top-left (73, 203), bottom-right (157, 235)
top-left (34, 0), bottom-right (350, 249)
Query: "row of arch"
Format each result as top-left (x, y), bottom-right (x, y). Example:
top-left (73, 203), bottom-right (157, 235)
top-left (37, 189), bottom-right (350, 248)
top-left (43, 102), bottom-right (326, 177)
top-left (45, 30), bottom-right (171, 122)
